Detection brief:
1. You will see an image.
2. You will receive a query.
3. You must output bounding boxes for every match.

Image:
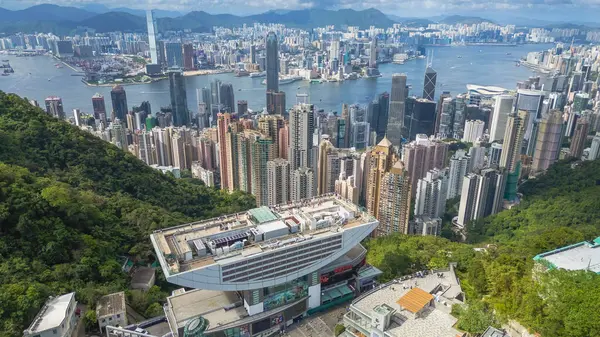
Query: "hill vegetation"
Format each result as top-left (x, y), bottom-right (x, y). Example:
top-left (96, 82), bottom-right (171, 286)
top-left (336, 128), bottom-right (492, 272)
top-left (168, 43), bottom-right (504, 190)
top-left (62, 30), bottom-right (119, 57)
top-left (0, 6), bottom-right (395, 34)
top-left (0, 92), bottom-right (255, 336)
top-left (365, 158), bottom-right (600, 337)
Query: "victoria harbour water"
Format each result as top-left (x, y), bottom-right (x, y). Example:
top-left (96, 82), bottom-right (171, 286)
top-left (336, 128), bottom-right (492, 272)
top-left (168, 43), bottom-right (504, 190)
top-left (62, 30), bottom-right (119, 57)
top-left (0, 44), bottom-right (552, 116)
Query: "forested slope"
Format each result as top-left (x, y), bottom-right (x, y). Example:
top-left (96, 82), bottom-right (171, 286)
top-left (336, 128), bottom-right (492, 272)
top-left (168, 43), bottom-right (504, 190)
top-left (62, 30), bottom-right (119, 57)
top-left (365, 159), bottom-right (600, 337)
top-left (0, 92), bottom-right (255, 336)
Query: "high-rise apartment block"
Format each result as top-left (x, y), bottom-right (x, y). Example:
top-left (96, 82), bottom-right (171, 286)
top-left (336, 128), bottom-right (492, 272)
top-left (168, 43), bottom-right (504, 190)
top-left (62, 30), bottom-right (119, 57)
top-left (531, 109), bottom-right (564, 174)
top-left (489, 95), bottom-right (515, 142)
top-left (402, 136), bottom-right (448, 197)
top-left (414, 168), bottom-right (449, 219)
top-left (456, 168), bottom-right (505, 228)
top-left (366, 137), bottom-right (398, 219)
top-left (462, 120), bottom-right (485, 143)
top-left (570, 118), bottom-right (590, 159)
top-left (267, 158), bottom-right (290, 206)
top-left (376, 161), bottom-right (411, 237)
top-left (447, 149), bottom-right (470, 199)
top-left (44, 96), bottom-right (65, 120)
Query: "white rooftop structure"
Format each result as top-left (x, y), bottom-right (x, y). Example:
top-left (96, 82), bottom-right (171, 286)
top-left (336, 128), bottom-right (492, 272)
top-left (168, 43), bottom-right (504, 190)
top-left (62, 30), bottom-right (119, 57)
top-left (534, 237), bottom-right (600, 273)
top-left (24, 292), bottom-right (77, 337)
top-left (343, 265), bottom-right (465, 337)
top-left (151, 195), bottom-right (378, 291)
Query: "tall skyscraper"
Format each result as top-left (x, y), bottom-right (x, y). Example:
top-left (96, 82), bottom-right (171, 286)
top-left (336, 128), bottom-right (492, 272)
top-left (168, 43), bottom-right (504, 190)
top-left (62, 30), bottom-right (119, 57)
top-left (217, 113), bottom-right (233, 191)
top-left (237, 100), bottom-right (248, 116)
top-left (369, 37), bottom-right (377, 68)
top-left (456, 168), bottom-right (505, 228)
top-left (531, 109), bottom-right (564, 174)
top-left (110, 85), bottom-right (128, 122)
top-left (500, 110), bottom-right (528, 201)
top-left (402, 137), bottom-right (448, 197)
top-left (266, 91), bottom-right (286, 115)
top-left (317, 138), bottom-right (335, 195)
top-left (291, 167), bottom-right (315, 201)
top-left (434, 91), bottom-right (452, 135)
top-left (388, 73), bottom-right (407, 145)
top-left (570, 118), bottom-right (590, 159)
top-left (423, 66), bottom-right (437, 101)
top-left (219, 83), bottom-right (235, 113)
top-left (168, 67), bottom-right (189, 126)
top-left (462, 120), bottom-right (485, 143)
top-left (376, 161), bottom-right (411, 237)
top-left (44, 96), bottom-right (65, 120)
top-left (414, 168), bottom-right (449, 219)
top-left (251, 136), bottom-right (274, 206)
top-left (165, 42), bottom-right (183, 67)
top-left (368, 92), bottom-right (390, 143)
top-left (586, 132), bottom-right (600, 161)
top-left (92, 93), bottom-right (106, 120)
top-left (267, 158), bottom-right (290, 206)
top-left (266, 32), bottom-right (279, 93)
top-left (182, 43), bottom-right (194, 70)
top-left (500, 110), bottom-right (528, 173)
top-left (489, 95), bottom-right (515, 142)
top-left (406, 99), bottom-right (436, 140)
top-left (258, 114), bottom-right (284, 158)
top-left (349, 104), bottom-right (370, 150)
top-left (447, 149), bottom-right (470, 199)
top-left (146, 10), bottom-right (158, 65)
top-left (515, 89), bottom-right (544, 142)
top-left (366, 137), bottom-right (398, 218)
top-left (288, 104), bottom-right (315, 171)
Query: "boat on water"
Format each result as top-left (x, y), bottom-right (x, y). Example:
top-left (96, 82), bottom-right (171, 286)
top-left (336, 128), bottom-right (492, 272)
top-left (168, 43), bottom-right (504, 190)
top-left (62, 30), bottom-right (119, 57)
top-left (457, 55), bottom-right (462, 58)
top-left (235, 70), bottom-right (249, 77)
top-left (1, 73), bottom-right (9, 76)
top-left (506, 53), bottom-right (512, 56)
top-left (261, 75), bottom-right (303, 85)
top-left (249, 71), bottom-right (266, 78)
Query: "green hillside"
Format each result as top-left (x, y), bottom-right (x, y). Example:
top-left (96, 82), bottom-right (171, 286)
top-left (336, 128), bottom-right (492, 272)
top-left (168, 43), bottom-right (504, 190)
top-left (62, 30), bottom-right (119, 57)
top-left (0, 92), bottom-right (255, 336)
top-left (366, 159), bottom-right (600, 336)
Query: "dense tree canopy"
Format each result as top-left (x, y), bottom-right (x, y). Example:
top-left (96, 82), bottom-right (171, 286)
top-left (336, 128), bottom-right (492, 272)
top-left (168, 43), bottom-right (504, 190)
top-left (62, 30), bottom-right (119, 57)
top-left (0, 92), bottom-right (256, 337)
top-left (365, 158), bottom-right (600, 336)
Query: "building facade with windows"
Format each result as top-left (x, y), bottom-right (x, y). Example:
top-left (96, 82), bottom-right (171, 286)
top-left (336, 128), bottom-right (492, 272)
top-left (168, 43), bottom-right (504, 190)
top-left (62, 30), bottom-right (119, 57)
top-left (152, 196), bottom-right (381, 337)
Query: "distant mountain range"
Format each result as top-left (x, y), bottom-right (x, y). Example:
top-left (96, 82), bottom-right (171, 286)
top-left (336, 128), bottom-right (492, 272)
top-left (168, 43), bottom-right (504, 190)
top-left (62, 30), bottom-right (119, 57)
top-left (0, 5), bottom-right (395, 34)
top-left (0, 4), bottom-right (597, 35)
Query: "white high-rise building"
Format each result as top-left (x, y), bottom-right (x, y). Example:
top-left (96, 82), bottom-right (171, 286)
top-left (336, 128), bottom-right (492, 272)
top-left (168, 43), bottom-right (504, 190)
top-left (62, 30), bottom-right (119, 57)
top-left (288, 104), bottom-right (315, 171)
top-left (462, 120), bottom-right (485, 143)
top-left (456, 169), bottom-right (505, 228)
top-left (447, 149), bottom-right (470, 199)
top-left (146, 10), bottom-right (158, 65)
top-left (291, 167), bottom-right (315, 201)
top-left (489, 95), bottom-right (515, 141)
top-left (587, 133), bottom-right (600, 161)
top-left (414, 168), bottom-right (449, 219)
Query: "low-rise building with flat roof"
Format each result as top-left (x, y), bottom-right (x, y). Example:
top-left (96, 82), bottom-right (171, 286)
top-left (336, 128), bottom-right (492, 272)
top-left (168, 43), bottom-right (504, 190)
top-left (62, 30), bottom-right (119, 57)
top-left (533, 236), bottom-right (600, 273)
top-left (97, 292), bottom-right (127, 332)
top-left (343, 265), bottom-right (465, 337)
top-left (131, 267), bottom-right (156, 291)
top-left (23, 292), bottom-right (78, 337)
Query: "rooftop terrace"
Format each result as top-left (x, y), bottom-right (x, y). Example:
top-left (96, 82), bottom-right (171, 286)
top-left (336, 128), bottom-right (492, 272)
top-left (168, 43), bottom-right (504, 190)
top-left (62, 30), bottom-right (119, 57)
top-left (151, 195), bottom-right (375, 275)
top-left (534, 237), bottom-right (600, 273)
top-left (347, 265), bottom-right (464, 337)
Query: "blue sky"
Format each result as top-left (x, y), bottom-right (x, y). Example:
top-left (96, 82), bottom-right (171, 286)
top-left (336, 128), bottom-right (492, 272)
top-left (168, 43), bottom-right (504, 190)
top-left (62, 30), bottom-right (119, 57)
top-left (0, 0), bottom-right (599, 23)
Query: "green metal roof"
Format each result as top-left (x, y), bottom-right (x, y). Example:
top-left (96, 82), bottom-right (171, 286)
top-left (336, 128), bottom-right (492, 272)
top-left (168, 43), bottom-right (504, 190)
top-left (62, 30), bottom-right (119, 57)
top-left (249, 206), bottom-right (278, 224)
